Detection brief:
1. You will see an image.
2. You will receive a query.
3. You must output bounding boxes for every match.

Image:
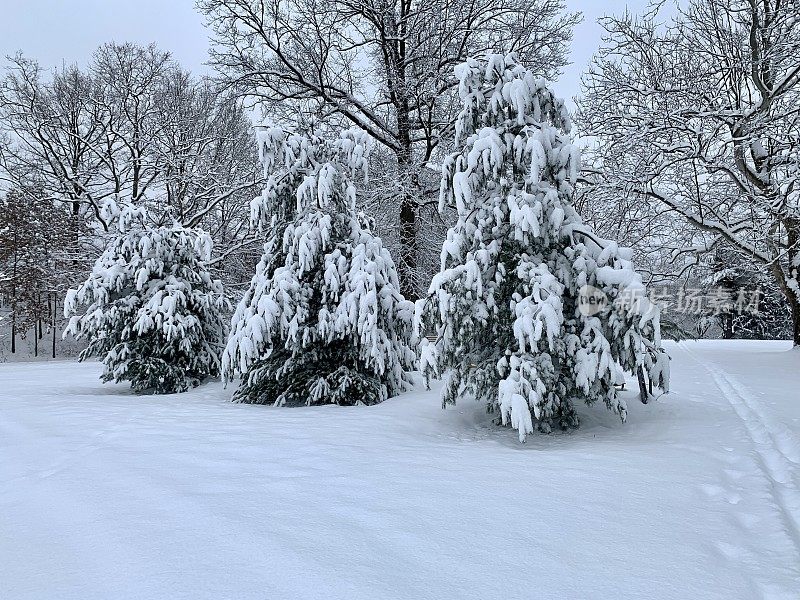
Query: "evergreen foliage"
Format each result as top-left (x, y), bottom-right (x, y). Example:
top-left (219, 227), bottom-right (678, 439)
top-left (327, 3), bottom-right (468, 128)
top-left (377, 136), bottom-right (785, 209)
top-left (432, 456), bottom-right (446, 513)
top-left (418, 54), bottom-right (669, 440)
top-left (64, 207), bottom-right (229, 393)
top-left (223, 128), bottom-right (416, 406)
top-left (698, 249), bottom-right (792, 340)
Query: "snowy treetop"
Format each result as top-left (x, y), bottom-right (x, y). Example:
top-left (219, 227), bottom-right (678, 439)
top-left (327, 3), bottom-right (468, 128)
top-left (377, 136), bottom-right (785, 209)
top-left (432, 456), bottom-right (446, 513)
top-left (454, 54), bottom-right (572, 141)
top-left (443, 53), bottom-right (579, 217)
top-left (98, 198), bottom-right (149, 234)
top-left (64, 222), bottom-right (220, 342)
top-left (251, 126), bottom-right (371, 230)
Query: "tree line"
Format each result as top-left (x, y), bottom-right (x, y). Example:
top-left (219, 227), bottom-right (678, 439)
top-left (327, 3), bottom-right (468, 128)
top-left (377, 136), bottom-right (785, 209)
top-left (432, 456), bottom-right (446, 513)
top-left (0, 42), bottom-right (260, 356)
top-left (2, 0), bottom-right (799, 358)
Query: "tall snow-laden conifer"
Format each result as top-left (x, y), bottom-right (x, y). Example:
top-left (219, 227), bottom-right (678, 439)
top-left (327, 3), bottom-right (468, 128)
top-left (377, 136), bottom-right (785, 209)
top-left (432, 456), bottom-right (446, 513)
top-left (223, 128), bottom-right (416, 406)
top-left (418, 54), bottom-right (669, 440)
top-left (64, 205), bottom-right (229, 393)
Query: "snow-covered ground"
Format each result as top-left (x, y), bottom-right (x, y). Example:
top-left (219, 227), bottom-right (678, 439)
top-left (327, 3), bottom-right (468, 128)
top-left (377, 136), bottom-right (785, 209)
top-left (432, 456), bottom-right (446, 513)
top-left (1, 341), bottom-right (799, 600)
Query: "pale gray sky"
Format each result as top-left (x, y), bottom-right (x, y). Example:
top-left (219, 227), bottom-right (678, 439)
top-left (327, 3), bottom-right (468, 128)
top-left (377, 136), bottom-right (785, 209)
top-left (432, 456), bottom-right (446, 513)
top-left (0, 0), bottom-right (210, 72)
top-left (0, 0), bottom-right (651, 107)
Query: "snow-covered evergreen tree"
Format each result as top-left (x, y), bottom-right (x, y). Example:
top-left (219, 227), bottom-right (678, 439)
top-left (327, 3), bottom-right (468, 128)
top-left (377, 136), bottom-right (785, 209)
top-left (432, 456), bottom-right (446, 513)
top-left (697, 248), bottom-right (792, 341)
top-left (418, 54), bottom-right (669, 440)
top-left (223, 127), bottom-right (416, 406)
top-left (64, 205), bottom-right (229, 393)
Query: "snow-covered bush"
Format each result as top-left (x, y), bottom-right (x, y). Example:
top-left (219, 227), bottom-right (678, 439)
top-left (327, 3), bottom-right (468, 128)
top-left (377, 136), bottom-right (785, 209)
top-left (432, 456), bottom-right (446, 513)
top-left (223, 127), bottom-right (416, 406)
top-left (417, 54), bottom-right (669, 440)
top-left (64, 208), bottom-right (229, 393)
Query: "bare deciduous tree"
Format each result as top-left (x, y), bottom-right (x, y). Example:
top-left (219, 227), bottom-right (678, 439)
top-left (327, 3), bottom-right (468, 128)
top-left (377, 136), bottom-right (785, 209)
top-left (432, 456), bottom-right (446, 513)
top-left (198, 0), bottom-right (579, 296)
top-left (579, 0), bottom-right (800, 344)
top-left (0, 43), bottom-right (262, 295)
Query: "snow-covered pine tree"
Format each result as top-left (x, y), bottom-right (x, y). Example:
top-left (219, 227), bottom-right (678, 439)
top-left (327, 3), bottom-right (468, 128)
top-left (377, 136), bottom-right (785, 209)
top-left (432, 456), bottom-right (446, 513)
top-left (697, 247), bottom-right (792, 341)
top-left (64, 205), bottom-right (229, 393)
top-left (418, 54), bottom-right (669, 440)
top-left (223, 127), bottom-right (416, 406)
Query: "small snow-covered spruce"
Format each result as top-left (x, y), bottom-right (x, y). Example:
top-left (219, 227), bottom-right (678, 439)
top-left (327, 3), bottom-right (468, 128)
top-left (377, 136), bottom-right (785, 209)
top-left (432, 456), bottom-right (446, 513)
top-left (223, 127), bottom-right (416, 406)
top-left (64, 206), bottom-right (229, 393)
top-left (417, 54), bottom-right (668, 441)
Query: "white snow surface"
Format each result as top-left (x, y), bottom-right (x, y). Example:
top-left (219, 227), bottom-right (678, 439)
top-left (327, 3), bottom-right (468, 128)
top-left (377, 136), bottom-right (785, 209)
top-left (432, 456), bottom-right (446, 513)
top-left (2, 340), bottom-right (799, 599)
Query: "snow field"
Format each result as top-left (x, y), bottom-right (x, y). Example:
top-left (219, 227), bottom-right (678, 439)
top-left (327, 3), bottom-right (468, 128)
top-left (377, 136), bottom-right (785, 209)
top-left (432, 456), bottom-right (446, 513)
top-left (1, 340), bottom-right (799, 599)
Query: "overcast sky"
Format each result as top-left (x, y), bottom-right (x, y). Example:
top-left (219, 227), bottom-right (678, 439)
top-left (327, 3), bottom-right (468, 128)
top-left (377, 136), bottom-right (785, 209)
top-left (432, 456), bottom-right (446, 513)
top-left (0, 0), bottom-right (651, 108)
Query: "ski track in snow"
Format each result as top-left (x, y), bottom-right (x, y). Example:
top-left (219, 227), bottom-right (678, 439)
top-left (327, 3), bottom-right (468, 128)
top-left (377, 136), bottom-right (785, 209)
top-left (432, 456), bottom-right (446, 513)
top-left (680, 343), bottom-right (800, 539)
top-left (679, 341), bottom-right (800, 596)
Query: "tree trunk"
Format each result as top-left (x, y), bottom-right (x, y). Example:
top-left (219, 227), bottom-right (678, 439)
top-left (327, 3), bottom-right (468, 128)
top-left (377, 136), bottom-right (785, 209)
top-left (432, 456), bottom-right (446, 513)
top-left (782, 219), bottom-right (800, 347)
top-left (770, 262), bottom-right (800, 346)
top-left (52, 315), bottom-right (57, 358)
top-left (11, 229), bottom-right (18, 354)
top-left (399, 194), bottom-right (417, 300)
top-left (390, 12), bottom-right (419, 302)
top-left (396, 138), bottom-right (418, 300)
top-left (637, 365), bottom-right (649, 404)
top-left (51, 292), bottom-right (57, 359)
top-left (790, 293), bottom-right (800, 347)
top-left (721, 313), bottom-right (734, 339)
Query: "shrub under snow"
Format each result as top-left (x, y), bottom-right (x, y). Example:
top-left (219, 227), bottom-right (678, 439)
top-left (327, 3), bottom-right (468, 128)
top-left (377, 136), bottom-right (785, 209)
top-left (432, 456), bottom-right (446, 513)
top-left (64, 209), bottom-right (229, 393)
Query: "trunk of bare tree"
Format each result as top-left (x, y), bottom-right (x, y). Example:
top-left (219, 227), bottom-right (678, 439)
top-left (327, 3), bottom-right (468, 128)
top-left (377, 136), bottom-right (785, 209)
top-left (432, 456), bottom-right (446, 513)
top-left (399, 198), bottom-right (417, 298)
top-left (770, 265), bottom-right (800, 346)
top-left (391, 5), bottom-right (419, 302)
top-left (721, 314), bottom-right (734, 340)
top-left (10, 230), bottom-right (18, 354)
top-left (396, 110), bottom-right (418, 301)
top-left (784, 220), bottom-right (800, 347)
top-left (788, 291), bottom-right (800, 347)
top-left (52, 294), bottom-right (57, 359)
